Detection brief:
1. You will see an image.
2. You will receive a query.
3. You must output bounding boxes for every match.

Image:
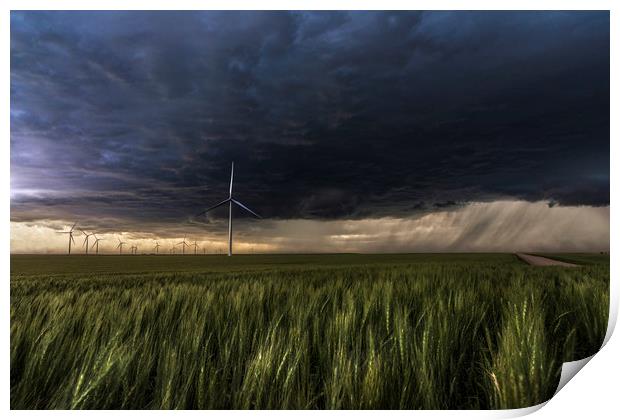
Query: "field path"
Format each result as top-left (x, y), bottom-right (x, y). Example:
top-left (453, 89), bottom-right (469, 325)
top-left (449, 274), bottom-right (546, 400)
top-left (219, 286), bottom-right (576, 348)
top-left (516, 253), bottom-right (579, 267)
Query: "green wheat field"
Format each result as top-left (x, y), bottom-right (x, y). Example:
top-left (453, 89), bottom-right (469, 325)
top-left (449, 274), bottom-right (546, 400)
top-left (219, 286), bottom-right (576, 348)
top-left (10, 253), bottom-right (609, 409)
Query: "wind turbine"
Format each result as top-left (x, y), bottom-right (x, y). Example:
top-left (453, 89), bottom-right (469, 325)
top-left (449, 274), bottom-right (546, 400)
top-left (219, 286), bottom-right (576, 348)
top-left (80, 229), bottom-right (95, 254)
top-left (154, 241), bottom-right (161, 254)
top-left (56, 222), bottom-right (79, 254)
top-left (130, 245), bottom-right (137, 255)
top-left (192, 241), bottom-right (198, 255)
top-left (198, 162), bottom-right (261, 256)
top-left (91, 235), bottom-right (104, 255)
top-left (116, 238), bottom-right (127, 254)
top-left (176, 235), bottom-right (189, 255)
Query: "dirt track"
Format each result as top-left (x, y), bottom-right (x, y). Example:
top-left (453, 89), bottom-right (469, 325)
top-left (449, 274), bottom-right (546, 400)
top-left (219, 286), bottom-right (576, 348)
top-left (516, 253), bottom-right (579, 267)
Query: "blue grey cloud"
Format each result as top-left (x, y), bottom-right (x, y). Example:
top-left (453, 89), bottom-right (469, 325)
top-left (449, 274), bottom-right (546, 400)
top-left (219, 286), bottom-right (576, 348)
top-left (10, 11), bottom-right (609, 229)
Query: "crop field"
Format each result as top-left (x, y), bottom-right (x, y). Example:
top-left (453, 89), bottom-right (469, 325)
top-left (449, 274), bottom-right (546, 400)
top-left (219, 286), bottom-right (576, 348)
top-left (10, 253), bottom-right (609, 409)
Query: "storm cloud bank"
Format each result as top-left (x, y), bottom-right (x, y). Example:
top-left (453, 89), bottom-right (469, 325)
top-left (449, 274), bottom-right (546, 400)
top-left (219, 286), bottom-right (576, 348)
top-left (10, 201), bottom-right (609, 254)
top-left (10, 11), bottom-right (609, 251)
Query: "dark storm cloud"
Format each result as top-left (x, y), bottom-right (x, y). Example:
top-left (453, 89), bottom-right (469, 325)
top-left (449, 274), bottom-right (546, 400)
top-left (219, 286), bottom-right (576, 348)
top-left (10, 11), bottom-right (609, 228)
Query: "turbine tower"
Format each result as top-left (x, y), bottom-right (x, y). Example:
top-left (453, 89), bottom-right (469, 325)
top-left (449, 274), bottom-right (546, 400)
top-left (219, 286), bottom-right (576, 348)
top-left (192, 241), bottom-right (198, 255)
top-left (116, 238), bottom-right (127, 254)
top-left (80, 229), bottom-right (95, 254)
top-left (198, 162), bottom-right (260, 256)
top-left (176, 236), bottom-right (189, 255)
top-left (56, 222), bottom-right (79, 254)
top-left (91, 235), bottom-right (104, 255)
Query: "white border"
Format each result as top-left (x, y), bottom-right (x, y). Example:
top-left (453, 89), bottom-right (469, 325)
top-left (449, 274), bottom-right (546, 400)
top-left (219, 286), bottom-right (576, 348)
top-left (3, 2), bottom-right (616, 419)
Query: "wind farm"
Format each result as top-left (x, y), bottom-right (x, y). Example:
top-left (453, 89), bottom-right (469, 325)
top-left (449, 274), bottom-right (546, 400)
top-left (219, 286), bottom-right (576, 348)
top-left (46, 163), bottom-right (262, 257)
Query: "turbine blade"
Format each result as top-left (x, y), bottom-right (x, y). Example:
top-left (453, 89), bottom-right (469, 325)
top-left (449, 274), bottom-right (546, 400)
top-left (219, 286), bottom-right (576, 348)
top-left (71, 235), bottom-right (76, 245)
top-left (70, 222), bottom-right (77, 231)
top-left (232, 199), bottom-right (261, 218)
top-left (229, 161), bottom-right (234, 197)
top-left (197, 198), bottom-right (231, 216)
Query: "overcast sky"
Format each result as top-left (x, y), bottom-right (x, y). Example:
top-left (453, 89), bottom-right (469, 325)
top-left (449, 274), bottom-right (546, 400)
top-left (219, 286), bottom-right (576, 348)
top-left (10, 11), bottom-right (609, 253)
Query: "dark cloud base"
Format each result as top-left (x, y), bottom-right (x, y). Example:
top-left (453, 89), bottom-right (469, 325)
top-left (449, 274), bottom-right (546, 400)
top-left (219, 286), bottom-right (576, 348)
top-left (11, 11), bottom-right (609, 230)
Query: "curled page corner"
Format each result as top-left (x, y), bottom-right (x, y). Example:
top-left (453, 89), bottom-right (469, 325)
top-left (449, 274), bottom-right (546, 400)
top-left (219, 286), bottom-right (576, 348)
top-left (554, 355), bottom-right (595, 396)
top-left (496, 355), bottom-right (599, 418)
top-left (551, 268), bottom-right (617, 397)
top-left (552, 291), bottom-right (616, 398)
top-left (497, 401), bottom-right (548, 418)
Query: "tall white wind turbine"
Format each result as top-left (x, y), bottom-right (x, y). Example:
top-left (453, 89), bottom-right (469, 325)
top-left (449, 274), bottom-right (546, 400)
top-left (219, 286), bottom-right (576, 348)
top-left (80, 229), bottom-right (95, 254)
top-left (116, 238), bottom-right (127, 255)
top-left (198, 162), bottom-right (261, 256)
top-left (91, 235), bottom-right (104, 255)
top-left (56, 222), bottom-right (79, 254)
top-left (176, 235), bottom-right (189, 255)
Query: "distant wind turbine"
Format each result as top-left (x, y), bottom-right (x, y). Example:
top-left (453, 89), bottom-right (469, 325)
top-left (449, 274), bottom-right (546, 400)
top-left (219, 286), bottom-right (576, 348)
top-left (176, 235), bottom-right (189, 255)
top-left (91, 235), bottom-right (104, 255)
top-left (198, 162), bottom-right (261, 256)
top-left (116, 238), bottom-right (127, 254)
top-left (192, 241), bottom-right (198, 255)
top-left (56, 223), bottom-right (79, 254)
top-left (80, 229), bottom-right (95, 254)
top-left (130, 245), bottom-right (138, 255)
top-left (154, 241), bottom-right (161, 254)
